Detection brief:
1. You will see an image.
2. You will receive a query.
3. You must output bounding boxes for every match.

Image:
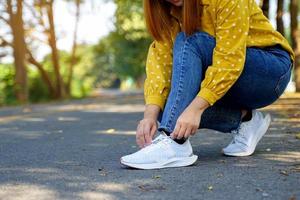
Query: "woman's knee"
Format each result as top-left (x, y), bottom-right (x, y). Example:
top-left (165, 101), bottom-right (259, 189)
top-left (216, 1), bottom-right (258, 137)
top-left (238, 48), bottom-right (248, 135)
top-left (174, 31), bottom-right (215, 50)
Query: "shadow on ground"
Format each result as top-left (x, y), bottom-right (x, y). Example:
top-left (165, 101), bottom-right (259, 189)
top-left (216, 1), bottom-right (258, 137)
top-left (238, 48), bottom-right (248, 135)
top-left (0, 94), bottom-right (299, 200)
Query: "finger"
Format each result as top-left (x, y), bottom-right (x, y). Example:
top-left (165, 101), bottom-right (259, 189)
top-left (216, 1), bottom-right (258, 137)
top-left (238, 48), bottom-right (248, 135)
top-left (177, 124), bottom-right (186, 139)
top-left (142, 125), bottom-right (149, 148)
top-left (143, 123), bottom-right (152, 146)
top-left (190, 126), bottom-right (198, 135)
top-left (171, 123), bottom-right (181, 139)
top-left (136, 123), bottom-right (141, 143)
top-left (149, 124), bottom-right (157, 141)
top-left (136, 124), bottom-right (145, 148)
top-left (184, 126), bottom-right (193, 139)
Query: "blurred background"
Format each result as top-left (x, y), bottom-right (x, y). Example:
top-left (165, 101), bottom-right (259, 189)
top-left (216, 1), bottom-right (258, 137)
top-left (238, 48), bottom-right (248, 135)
top-left (0, 0), bottom-right (299, 106)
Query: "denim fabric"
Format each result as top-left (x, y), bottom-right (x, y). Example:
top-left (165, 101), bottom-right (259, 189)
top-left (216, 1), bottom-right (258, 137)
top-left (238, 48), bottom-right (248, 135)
top-left (157, 31), bottom-right (293, 133)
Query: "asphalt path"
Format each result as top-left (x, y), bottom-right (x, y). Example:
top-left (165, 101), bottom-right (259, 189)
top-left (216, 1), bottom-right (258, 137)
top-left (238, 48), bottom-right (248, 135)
top-left (0, 95), bottom-right (299, 200)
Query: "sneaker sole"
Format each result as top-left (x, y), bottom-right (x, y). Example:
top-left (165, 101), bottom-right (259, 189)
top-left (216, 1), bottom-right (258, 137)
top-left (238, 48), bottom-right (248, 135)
top-left (223, 113), bottom-right (271, 157)
top-left (120, 155), bottom-right (198, 170)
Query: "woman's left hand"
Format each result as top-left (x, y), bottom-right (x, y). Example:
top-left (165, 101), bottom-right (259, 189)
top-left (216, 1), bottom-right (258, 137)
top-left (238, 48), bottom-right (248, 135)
top-left (171, 96), bottom-right (209, 140)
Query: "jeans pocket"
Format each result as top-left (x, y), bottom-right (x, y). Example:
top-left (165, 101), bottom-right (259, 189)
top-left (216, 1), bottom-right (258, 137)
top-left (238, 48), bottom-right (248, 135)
top-left (275, 62), bottom-right (293, 98)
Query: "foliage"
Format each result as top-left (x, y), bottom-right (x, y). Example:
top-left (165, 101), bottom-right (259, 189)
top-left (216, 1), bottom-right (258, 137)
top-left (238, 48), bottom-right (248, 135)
top-left (93, 0), bottom-right (152, 88)
top-left (71, 45), bottom-right (98, 97)
top-left (28, 68), bottom-right (51, 102)
top-left (0, 64), bottom-right (17, 105)
top-left (0, 44), bottom-right (99, 104)
top-left (93, 34), bottom-right (118, 88)
top-left (36, 45), bottom-right (98, 100)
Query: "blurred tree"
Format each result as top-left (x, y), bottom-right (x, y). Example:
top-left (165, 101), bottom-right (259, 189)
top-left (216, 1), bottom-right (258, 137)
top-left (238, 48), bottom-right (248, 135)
top-left (277, 0), bottom-right (285, 36)
top-left (1, 0), bottom-right (28, 103)
top-left (38, 0), bottom-right (66, 98)
top-left (261, 0), bottom-right (270, 18)
top-left (93, 34), bottom-right (118, 88)
top-left (0, 0), bottom-right (84, 103)
top-left (94, 0), bottom-right (151, 88)
top-left (290, 0), bottom-right (300, 91)
top-left (64, 0), bottom-right (82, 96)
top-left (39, 45), bottom-right (96, 99)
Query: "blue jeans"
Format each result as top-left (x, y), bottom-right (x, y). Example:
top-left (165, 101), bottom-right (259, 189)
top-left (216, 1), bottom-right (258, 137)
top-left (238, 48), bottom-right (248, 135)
top-left (157, 31), bottom-right (293, 133)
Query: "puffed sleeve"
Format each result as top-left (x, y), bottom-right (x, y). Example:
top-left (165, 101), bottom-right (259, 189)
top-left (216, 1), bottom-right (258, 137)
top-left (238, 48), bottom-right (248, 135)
top-left (197, 0), bottom-right (250, 105)
top-left (144, 40), bottom-right (173, 111)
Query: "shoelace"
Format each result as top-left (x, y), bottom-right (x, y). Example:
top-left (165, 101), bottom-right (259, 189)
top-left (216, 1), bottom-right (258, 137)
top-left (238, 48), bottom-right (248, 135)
top-left (231, 123), bottom-right (248, 146)
top-left (148, 134), bottom-right (172, 147)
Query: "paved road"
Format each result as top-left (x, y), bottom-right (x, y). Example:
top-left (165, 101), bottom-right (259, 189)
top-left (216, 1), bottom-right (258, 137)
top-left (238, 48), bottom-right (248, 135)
top-left (0, 94), bottom-right (299, 200)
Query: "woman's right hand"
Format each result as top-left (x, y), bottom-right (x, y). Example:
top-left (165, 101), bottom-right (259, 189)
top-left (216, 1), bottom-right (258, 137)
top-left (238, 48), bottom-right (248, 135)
top-left (136, 118), bottom-right (158, 148)
top-left (136, 104), bottom-right (161, 148)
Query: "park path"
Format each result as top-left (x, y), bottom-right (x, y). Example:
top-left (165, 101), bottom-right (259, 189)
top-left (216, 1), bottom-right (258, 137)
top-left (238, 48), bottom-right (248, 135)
top-left (0, 92), bottom-right (299, 200)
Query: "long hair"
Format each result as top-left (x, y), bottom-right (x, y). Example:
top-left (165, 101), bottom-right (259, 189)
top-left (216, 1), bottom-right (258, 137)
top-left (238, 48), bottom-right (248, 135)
top-left (143, 0), bottom-right (203, 42)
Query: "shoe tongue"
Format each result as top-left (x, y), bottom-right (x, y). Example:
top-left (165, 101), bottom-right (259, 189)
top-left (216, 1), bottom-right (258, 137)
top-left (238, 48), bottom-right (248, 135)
top-left (157, 133), bottom-right (173, 144)
top-left (161, 130), bottom-right (169, 137)
top-left (152, 133), bottom-right (168, 144)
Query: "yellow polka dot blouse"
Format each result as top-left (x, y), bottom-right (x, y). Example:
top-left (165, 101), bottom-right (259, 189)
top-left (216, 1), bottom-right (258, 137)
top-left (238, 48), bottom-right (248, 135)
top-left (144, 0), bottom-right (295, 111)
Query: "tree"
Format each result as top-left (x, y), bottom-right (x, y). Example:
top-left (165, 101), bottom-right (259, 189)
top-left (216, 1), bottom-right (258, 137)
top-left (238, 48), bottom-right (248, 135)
top-left (276, 0), bottom-right (285, 36)
top-left (262, 0), bottom-right (270, 18)
top-left (0, 0), bottom-right (84, 102)
top-left (290, 0), bottom-right (300, 91)
top-left (5, 0), bottom-right (28, 103)
top-left (93, 0), bottom-right (152, 88)
top-left (44, 0), bottom-right (66, 98)
top-left (66, 0), bottom-right (81, 95)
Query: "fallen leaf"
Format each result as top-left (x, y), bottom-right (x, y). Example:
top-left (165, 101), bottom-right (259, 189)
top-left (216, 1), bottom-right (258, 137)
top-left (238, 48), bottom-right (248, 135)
top-left (295, 133), bottom-right (300, 140)
top-left (279, 170), bottom-right (289, 176)
top-left (152, 175), bottom-right (161, 179)
top-left (106, 129), bottom-right (115, 133)
top-left (138, 184), bottom-right (166, 191)
top-left (98, 167), bottom-right (107, 176)
top-left (208, 185), bottom-right (213, 191)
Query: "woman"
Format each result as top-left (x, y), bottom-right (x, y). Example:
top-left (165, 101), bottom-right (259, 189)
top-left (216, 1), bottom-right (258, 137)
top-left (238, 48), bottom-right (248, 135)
top-left (120, 0), bottom-right (295, 169)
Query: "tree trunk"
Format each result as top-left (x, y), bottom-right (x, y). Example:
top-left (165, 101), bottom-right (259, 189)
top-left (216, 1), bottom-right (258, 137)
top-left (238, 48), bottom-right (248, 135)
top-left (290, 0), bottom-right (300, 92)
top-left (259, 0), bottom-right (264, 8)
top-left (46, 0), bottom-right (66, 98)
top-left (26, 49), bottom-right (56, 97)
top-left (262, 0), bottom-right (270, 18)
top-left (66, 0), bottom-right (81, 96)
top-left (276, 0), bottom-right (284, 36)
top-left (7, 0), bottom-right (28, 103)
top-left (136, 75), bottom-right (144, 89)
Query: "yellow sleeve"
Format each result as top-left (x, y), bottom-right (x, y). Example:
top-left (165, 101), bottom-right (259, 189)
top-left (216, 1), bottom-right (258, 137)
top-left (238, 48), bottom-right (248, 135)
top-left (197, 0), bottom-right (250, 106)
top-left (144, 40), bottom-right (173, 111)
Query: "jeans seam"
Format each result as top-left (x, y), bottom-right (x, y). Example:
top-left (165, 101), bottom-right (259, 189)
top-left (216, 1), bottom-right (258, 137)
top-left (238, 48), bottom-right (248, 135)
top-left (274, 62), bottom-right (292, 98)
top-left (165, 35), bottom-right (189, 131)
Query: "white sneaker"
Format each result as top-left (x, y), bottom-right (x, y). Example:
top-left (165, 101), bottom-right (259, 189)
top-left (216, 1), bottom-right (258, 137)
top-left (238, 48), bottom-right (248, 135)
top-left (120, 132), bottom-right (198, 169)
top-left (222, 110), bottom-right (271, 157)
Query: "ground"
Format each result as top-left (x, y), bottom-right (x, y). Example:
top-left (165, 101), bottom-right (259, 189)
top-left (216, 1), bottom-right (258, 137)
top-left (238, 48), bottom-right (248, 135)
top-left (0, 91), bottom-right (299, 200)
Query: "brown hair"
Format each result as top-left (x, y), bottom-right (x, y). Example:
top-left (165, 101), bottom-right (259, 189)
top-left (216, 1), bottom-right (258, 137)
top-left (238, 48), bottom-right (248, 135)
top-left (143, 0), bottom-right (203, 42)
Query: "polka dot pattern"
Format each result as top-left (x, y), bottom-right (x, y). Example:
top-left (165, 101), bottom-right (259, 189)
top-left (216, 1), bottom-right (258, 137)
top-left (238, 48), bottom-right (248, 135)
top-left (144, 0), bottom-right (295, 109)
